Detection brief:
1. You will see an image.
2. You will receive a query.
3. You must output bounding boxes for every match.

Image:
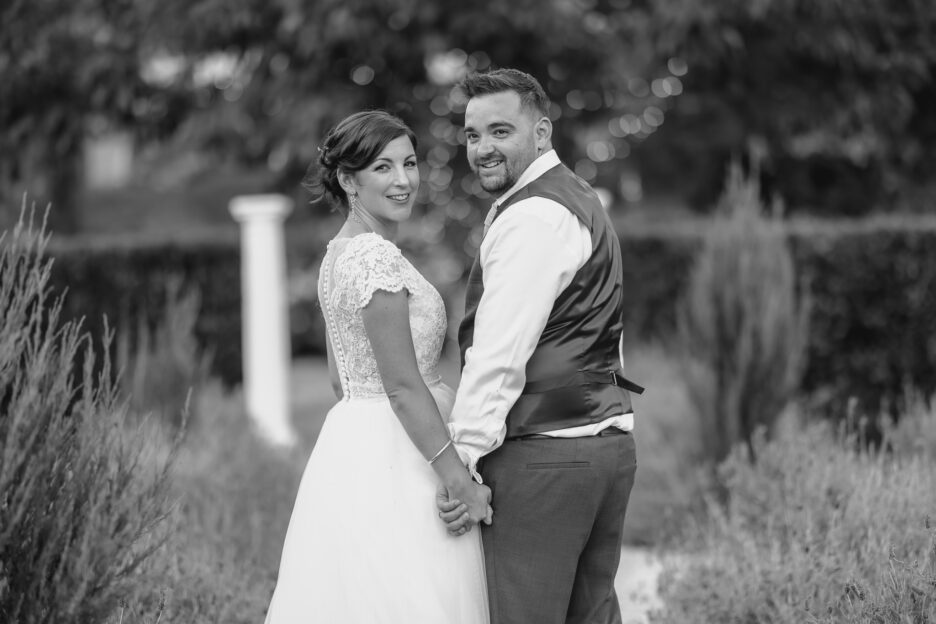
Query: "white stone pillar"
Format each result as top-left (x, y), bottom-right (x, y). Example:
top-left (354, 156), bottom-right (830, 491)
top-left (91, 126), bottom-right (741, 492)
top-left (229, 194), bottom-right (295, 448)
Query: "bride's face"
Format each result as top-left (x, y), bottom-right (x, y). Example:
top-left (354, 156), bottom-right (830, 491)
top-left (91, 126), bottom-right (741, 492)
top-left (346, 135), bottom-right (419, 225)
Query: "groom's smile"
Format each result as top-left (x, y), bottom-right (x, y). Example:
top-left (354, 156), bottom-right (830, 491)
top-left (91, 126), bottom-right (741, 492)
top-left (464, 90), bottom-right (546, 196)
top-left (478, 156), bottom-right (506, 177)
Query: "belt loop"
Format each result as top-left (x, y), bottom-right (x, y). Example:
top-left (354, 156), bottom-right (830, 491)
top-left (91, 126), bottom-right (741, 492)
top-left (610, 371), bottom-right (618, 386)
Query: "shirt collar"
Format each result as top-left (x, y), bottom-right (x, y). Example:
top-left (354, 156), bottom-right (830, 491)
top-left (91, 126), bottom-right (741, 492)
top-left (491, 150), bottom-right (561, 209)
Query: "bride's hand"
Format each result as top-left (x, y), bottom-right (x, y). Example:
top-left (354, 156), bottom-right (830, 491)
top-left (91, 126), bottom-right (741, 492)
top-left (436, 484), bottom-right (470, 535)
top-left (435, 482), bottom-right (492, 536)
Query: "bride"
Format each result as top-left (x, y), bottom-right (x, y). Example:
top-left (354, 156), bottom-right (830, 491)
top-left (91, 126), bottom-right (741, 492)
top-left (264, 110), bottom-right (490, 623)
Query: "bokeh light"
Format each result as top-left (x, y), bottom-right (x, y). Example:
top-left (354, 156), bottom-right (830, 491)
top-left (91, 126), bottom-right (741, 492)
top-left (351, 65), bottom-right (375, 85)
top-left (627, 77), bottom-right (650, 98)
top-left (643, 106), bottom-right (664, 127)
top-left (667, 56), bottom-right (689, 76)
top-left (587, 141), bottom-right (615, 162)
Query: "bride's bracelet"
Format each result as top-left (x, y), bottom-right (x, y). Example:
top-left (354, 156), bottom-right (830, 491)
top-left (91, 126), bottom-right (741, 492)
top-left (428, 439), bottom-right (453, 465)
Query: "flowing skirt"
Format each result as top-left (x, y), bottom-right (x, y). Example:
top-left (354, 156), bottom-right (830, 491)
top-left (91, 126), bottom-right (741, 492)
top-left (264, 382), bottom-right (489, 623)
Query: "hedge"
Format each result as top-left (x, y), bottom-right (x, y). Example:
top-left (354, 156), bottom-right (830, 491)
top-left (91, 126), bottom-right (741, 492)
top-left (42, 216), bottom-right (936, 416)
top-left (789, 217), bottom-right (936, 414)
top-left (48, 231), bottom-right (244, 386)
top-left (617, 216), bottom-right (936, 415)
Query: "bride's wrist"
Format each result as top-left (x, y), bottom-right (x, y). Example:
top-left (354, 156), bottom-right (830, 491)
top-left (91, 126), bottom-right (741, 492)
top-left (435, 453), bottom-right (472, 492)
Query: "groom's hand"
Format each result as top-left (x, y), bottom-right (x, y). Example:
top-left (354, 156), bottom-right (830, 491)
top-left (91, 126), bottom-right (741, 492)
top-left (449, 482), bottom-right (492, 533)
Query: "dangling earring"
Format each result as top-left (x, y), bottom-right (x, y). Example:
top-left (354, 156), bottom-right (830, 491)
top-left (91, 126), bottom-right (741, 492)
top-left (347, 191), bottom-right (368, 229)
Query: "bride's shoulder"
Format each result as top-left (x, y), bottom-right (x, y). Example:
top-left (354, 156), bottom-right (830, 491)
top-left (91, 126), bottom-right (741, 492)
top-left (345, 232), bottom-right (398, 252)
top-left (333, 233), bottom-right (402, 271)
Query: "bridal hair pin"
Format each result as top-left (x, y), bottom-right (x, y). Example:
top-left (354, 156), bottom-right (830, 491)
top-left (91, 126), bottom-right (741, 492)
top-left (317, 144), bottom-right (335, 166)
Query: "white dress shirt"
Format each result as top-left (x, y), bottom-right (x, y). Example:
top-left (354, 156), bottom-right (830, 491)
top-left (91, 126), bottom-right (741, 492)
top-left (449, 150), bottom-right (634, 475)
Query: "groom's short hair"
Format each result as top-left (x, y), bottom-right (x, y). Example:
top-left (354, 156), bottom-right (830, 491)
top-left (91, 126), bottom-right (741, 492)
top-left (459, 68), bottom-right (550, 119)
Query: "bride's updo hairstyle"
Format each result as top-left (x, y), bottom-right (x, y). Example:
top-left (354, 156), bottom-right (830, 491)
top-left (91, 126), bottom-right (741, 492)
top-left (304, 110), bottom-right (418, 216)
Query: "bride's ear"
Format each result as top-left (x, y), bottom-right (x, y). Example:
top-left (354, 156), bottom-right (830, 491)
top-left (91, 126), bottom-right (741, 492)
top-left (337, 171), bottom-right (356, 197)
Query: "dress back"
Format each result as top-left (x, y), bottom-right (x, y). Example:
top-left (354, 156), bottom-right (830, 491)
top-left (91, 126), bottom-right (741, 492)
top-left (317, 233), bottom-right (446, 399)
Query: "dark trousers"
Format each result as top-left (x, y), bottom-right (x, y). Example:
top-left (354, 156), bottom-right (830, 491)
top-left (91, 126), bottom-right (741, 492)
top-left (479, 431), bottom-right (637, 624)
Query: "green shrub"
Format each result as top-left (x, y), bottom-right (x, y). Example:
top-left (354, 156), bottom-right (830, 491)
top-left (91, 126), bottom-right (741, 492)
top-left (46, 221), bottom-right (339, 388)
top-left (676, 163), bottom-right (809, 463)
top-left (117, 276), bottom-right (212, 429)
top-left (41, 212), bottom-right (936, 418)
top-left (614, 215), bottom-right (936, 420)
top-left (0, 209), bottom-right (178, 624)
top-left (48, 232), bottom-right (243, 386)
top-left (789, 217), bottom-right (936, 417)
top-left (618, 228), bottom-right (699, 344)
top-left (652, 400), bottom-right (936, 624)
top-left (113, 382), bottom-right (304, 624)
top-left (883, 390), bottom-right (936, 461)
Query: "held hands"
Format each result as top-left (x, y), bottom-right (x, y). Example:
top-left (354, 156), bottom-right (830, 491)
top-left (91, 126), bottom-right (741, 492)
top-left (435, 482), bottom-right (493, 537)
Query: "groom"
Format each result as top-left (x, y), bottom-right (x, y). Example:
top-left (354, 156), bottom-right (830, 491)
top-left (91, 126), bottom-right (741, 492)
top-left (439, 68), bottom-right (643, 624)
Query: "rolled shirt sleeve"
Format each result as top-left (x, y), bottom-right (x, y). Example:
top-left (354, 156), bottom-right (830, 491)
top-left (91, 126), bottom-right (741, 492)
top-left (449, 197), bottom-right (591, 474)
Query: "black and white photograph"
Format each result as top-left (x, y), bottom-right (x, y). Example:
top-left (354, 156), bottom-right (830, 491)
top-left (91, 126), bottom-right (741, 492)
top-left (2, 1), bottom-right (935, 622)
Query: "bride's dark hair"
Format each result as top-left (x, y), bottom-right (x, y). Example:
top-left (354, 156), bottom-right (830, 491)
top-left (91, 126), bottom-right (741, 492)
top-left (304, 110), bottom-right (418, 216)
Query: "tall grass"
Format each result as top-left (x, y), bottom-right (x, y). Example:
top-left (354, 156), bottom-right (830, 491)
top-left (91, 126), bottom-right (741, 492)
top-left (677, 161), bottom-right (810, 464)
top-left (652, 396), bottom-right (936, 623)
top-left (112, 381), bottom-right (305, 623)
top-left (0, 207), bottom-right (178, 624)
top-left (117, 276), bottom-right (212, 429)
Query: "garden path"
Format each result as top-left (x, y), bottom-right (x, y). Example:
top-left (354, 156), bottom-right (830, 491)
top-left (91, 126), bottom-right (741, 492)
top-left (616, 546), bottom-right (664, 623)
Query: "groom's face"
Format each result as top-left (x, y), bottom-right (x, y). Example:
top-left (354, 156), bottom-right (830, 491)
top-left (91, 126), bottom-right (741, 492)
top-left (464, 91), bottom-right (547, 196)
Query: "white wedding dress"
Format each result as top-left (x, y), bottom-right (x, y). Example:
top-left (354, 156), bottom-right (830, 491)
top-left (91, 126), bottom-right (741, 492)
top-left (265, 233), bottom-right (488, 624)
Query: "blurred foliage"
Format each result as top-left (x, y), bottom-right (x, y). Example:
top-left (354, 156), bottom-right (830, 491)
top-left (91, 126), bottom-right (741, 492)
top-left (653, 403), bottom-right (936, 623)
top-left (0, 0), bottom-right (192, 232)
top-left (41, 211), bottom-right (936, 416)
top-left (0, 208), bottom-right (178, 623)
top-left (631, 213), bottom-right (936, 420)
top-left (789, 217), bottom-right (936, 418)
top-left (623, 214), bottom-right (936, 420)
top-left (47, 232), bottom-right (243, 385)
top-left (116, 277), bottom-right (213, 429)
top-left (644, 0), bottom-right (936, 214)
top-left (5, 0), bottom-right (933, 236)
top-left (677, 161), bottom-right (809, 465)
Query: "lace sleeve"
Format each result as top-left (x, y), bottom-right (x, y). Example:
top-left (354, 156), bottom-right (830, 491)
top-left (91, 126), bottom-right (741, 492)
top-left (338, 234), bottom-right (412, 309)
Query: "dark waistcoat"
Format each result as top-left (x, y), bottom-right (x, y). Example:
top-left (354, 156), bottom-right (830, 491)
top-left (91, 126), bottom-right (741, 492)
top-left (458, 163), bottom-right (642, 439)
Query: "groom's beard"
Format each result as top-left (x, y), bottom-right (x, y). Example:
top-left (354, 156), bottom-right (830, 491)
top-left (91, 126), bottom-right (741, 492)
top-left (471, 155), bottom-right (517, 194)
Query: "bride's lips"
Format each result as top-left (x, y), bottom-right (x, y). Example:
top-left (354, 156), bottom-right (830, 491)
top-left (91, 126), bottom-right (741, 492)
top-left (386, 193), bottom-right (411, 202)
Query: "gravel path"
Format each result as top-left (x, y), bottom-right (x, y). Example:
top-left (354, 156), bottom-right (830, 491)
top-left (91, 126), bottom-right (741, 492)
top-left (616, 546), bottom-right (664, 623)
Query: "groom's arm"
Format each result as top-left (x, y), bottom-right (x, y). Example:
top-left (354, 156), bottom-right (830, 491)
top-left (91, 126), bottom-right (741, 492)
top-left (449, 200), bottom-right (590, 475)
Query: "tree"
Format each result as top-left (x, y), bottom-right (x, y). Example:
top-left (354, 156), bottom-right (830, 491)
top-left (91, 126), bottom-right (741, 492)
top-left (0, 0), bottom-right (195, 232)
top-left (639, 0), bottom-right (936, 214)
top-left (6, 0), bottom-right (932, 233)
top-left (3, 0), bottom-right (669, 232)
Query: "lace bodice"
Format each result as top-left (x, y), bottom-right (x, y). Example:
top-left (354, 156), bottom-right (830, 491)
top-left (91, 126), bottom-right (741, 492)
top-left (318, 233), bottom-right (447, 399)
